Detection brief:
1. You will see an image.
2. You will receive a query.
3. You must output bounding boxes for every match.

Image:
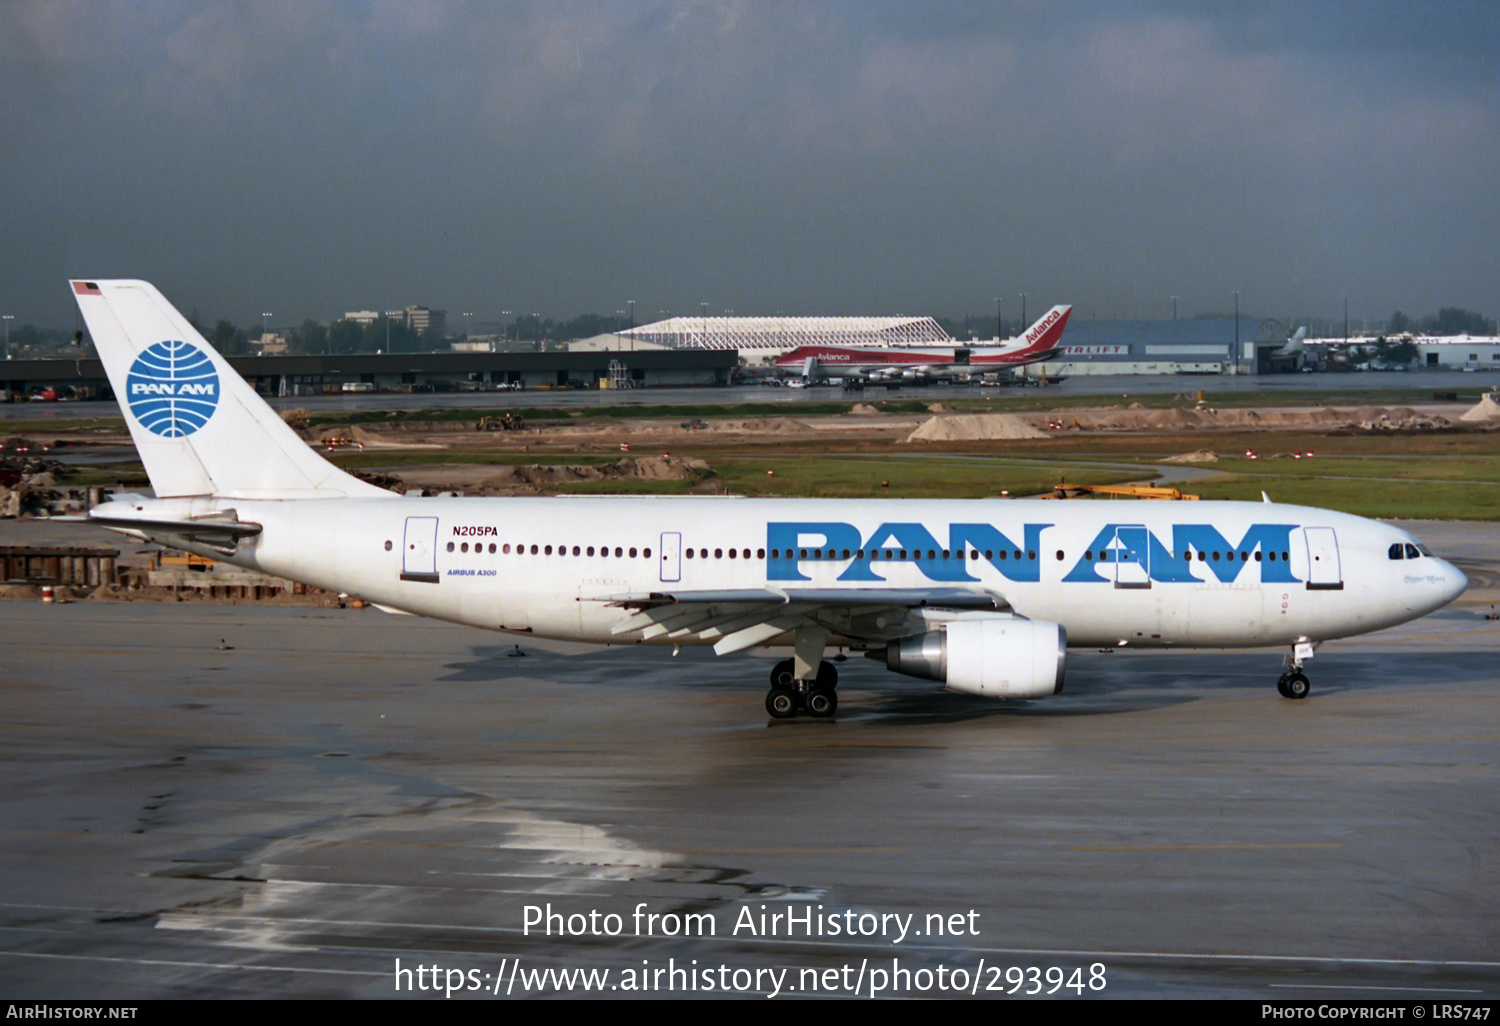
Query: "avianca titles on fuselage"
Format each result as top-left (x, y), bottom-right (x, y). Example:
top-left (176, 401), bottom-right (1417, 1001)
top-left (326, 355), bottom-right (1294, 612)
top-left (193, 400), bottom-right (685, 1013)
top-left (68, 280), bottom-right (1466, 720)
top-left (774, 304), bottom-right (1071, 380)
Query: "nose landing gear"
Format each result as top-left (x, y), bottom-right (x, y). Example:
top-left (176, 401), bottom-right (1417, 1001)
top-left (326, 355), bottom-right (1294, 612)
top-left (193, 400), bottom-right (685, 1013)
top-left (1277, 642), bottom-right (1315, 699)
top-left (1276, 670), bottom-right (1310, 699)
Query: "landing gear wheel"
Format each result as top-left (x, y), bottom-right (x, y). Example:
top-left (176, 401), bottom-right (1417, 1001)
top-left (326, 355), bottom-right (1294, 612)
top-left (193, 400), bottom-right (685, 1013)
top-left (1284, 672), bottom-right (1310, 700)
top-left (805, 687), bottom-right (838, 718)
top-left (766, 687), bottom-right (798, 719)
top-left (1276, 673), bottom-right (1291, 698)
top-left (769, 659), bottom-right (796, 689)
top-left (815, 661), bottom-right (839, 690)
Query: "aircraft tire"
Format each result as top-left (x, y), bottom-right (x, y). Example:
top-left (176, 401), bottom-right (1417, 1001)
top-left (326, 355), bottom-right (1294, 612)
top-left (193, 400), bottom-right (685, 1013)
top-left (805, 687), bottom-right (837, 718)
top-left (766, 688), bottom-right (799, 719)
top-left (1285, 673), bottom-right (1311, 700)
top-left (769, 659), bottom-right (796, 689)
top-left (816, 661), bottom-right (839, 690)
top-left (1276, 673), bottom-right (1291, 698)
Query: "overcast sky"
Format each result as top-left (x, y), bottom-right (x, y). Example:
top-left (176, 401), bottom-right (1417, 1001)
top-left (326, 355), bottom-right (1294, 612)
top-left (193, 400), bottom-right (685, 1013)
top-left (3, 0), bottom-right (1497, 329)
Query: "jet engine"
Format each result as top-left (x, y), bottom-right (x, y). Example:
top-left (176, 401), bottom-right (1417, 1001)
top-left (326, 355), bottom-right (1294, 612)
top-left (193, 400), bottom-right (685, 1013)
top-left (879, 618), bottom-right (1066, 698)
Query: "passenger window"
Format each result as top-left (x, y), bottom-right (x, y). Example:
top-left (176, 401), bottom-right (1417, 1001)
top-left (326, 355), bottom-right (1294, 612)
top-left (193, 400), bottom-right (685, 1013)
top-left (685, 549), bottom-right (694, 559)
top-left (544, 545), bottom-right (553, 555)
top-left (446, 542), bottom-right (455, 552)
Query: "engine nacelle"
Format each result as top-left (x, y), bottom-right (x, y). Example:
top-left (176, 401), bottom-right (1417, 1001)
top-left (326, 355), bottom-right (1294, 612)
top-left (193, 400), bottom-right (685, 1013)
top-left (882, 619), bottom-right (1066, 699)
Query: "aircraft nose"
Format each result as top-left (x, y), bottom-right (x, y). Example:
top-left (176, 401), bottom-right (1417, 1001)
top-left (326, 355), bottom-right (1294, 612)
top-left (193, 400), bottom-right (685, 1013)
top-left (1436, 558), bottom-right (1468, 605)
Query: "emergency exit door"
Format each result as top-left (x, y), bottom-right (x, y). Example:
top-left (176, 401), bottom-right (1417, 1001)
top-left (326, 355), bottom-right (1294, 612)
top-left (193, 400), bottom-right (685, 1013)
top-left (660, 531), bottom-right (682, 583)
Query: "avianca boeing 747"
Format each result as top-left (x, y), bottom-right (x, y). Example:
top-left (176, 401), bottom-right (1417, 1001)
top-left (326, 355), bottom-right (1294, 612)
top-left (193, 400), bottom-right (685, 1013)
top-left (70, 280), bottom-right (1466, 717)
top-left (774, 304), bottom-right (1071, 384)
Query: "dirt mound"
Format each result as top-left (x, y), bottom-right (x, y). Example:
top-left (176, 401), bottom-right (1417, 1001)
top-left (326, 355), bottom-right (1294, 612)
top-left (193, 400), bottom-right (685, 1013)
top-left (849, 403), bottom-right (881, 415)
top-left (1163, 450), bottom-right (1220, 463)
top-left (1144, 408), bottom-right (1209, 429)
top-left (906, 414), bottom-right (1049, 442)
top-left (705, 418), bottom-right (811, 435)
top-left (1351, 407), bottom-right (1450, 431)
top-left (1460, 394), bottom-right (1500, 422)
top-left (475, 456), bottom-right (710, 493)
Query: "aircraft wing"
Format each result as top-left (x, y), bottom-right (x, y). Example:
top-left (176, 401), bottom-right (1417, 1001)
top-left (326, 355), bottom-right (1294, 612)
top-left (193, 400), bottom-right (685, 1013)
top-left (592, 587), bottom-right (1009, 655)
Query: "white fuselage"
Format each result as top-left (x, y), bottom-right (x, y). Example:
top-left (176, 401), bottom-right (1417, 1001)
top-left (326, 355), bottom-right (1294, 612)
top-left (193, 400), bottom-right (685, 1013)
top-left (113, 494), bottom-right (1468, 651)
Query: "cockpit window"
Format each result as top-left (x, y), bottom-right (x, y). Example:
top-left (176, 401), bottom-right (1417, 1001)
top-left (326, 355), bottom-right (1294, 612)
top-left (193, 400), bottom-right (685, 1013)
top-left (1405, 543), bottom-right (1421, 559)
top-left (1389, 543), bottom-right (1405, 560)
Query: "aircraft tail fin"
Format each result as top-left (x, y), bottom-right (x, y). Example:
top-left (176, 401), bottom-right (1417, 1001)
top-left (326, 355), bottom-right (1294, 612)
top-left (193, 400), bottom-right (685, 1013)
top-left (70, 279), bottom-right (390, 499)
top-left (973, 304), bottom-right (1073, 366)
top-left (1015, 305), bottom-right (1072, 358)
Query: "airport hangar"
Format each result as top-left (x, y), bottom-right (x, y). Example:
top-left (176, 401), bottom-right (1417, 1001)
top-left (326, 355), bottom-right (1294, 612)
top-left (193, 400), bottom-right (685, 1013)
top-left (615, 313), bottom-right (1302, 376)
top-left (0, 348), bottom-right (737, 399)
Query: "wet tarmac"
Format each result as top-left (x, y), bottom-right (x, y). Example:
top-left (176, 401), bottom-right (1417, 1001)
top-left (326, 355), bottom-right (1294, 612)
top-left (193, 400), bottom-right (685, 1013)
top-left (2, 544), bottom-right (1498, 999)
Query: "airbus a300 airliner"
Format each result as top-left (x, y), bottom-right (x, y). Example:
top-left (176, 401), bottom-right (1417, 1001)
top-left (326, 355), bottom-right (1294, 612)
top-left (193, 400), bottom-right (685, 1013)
top-left (69, 281), bottom-right (1467, 717)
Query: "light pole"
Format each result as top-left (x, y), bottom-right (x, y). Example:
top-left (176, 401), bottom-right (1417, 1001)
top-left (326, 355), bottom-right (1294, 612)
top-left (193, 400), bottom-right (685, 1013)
top-left (1233, 291), bottom-right (1240, 373)
top-left (1171, 295), bottom-right (1178, 322)
top-left (385, 311), bottom-right (402, 353)
top-left (1019, 293), bottom-right (1026, 331)
top-left (995, 297), bottom-right (1002, 340)
top-left (2, 315), bottom-right (12, 360)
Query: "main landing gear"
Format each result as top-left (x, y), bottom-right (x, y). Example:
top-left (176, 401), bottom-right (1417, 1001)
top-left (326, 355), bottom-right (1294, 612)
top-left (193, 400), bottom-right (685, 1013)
top-left (765, 658), bottom-right (839, 719)
top-left (1276, 642), bottom-right (1315, 700)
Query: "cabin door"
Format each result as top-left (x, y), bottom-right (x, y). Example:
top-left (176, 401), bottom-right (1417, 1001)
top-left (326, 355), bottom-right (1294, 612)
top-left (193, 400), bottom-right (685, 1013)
top-left (401, 516), bottom-right (440, 583)
top-left (1304, 527), bottom-right (1343, 590)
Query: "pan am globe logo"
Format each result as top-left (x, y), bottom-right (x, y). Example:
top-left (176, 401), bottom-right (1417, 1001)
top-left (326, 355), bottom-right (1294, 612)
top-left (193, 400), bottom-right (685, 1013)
top-left (125, 340), bottom-right (220, 438)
